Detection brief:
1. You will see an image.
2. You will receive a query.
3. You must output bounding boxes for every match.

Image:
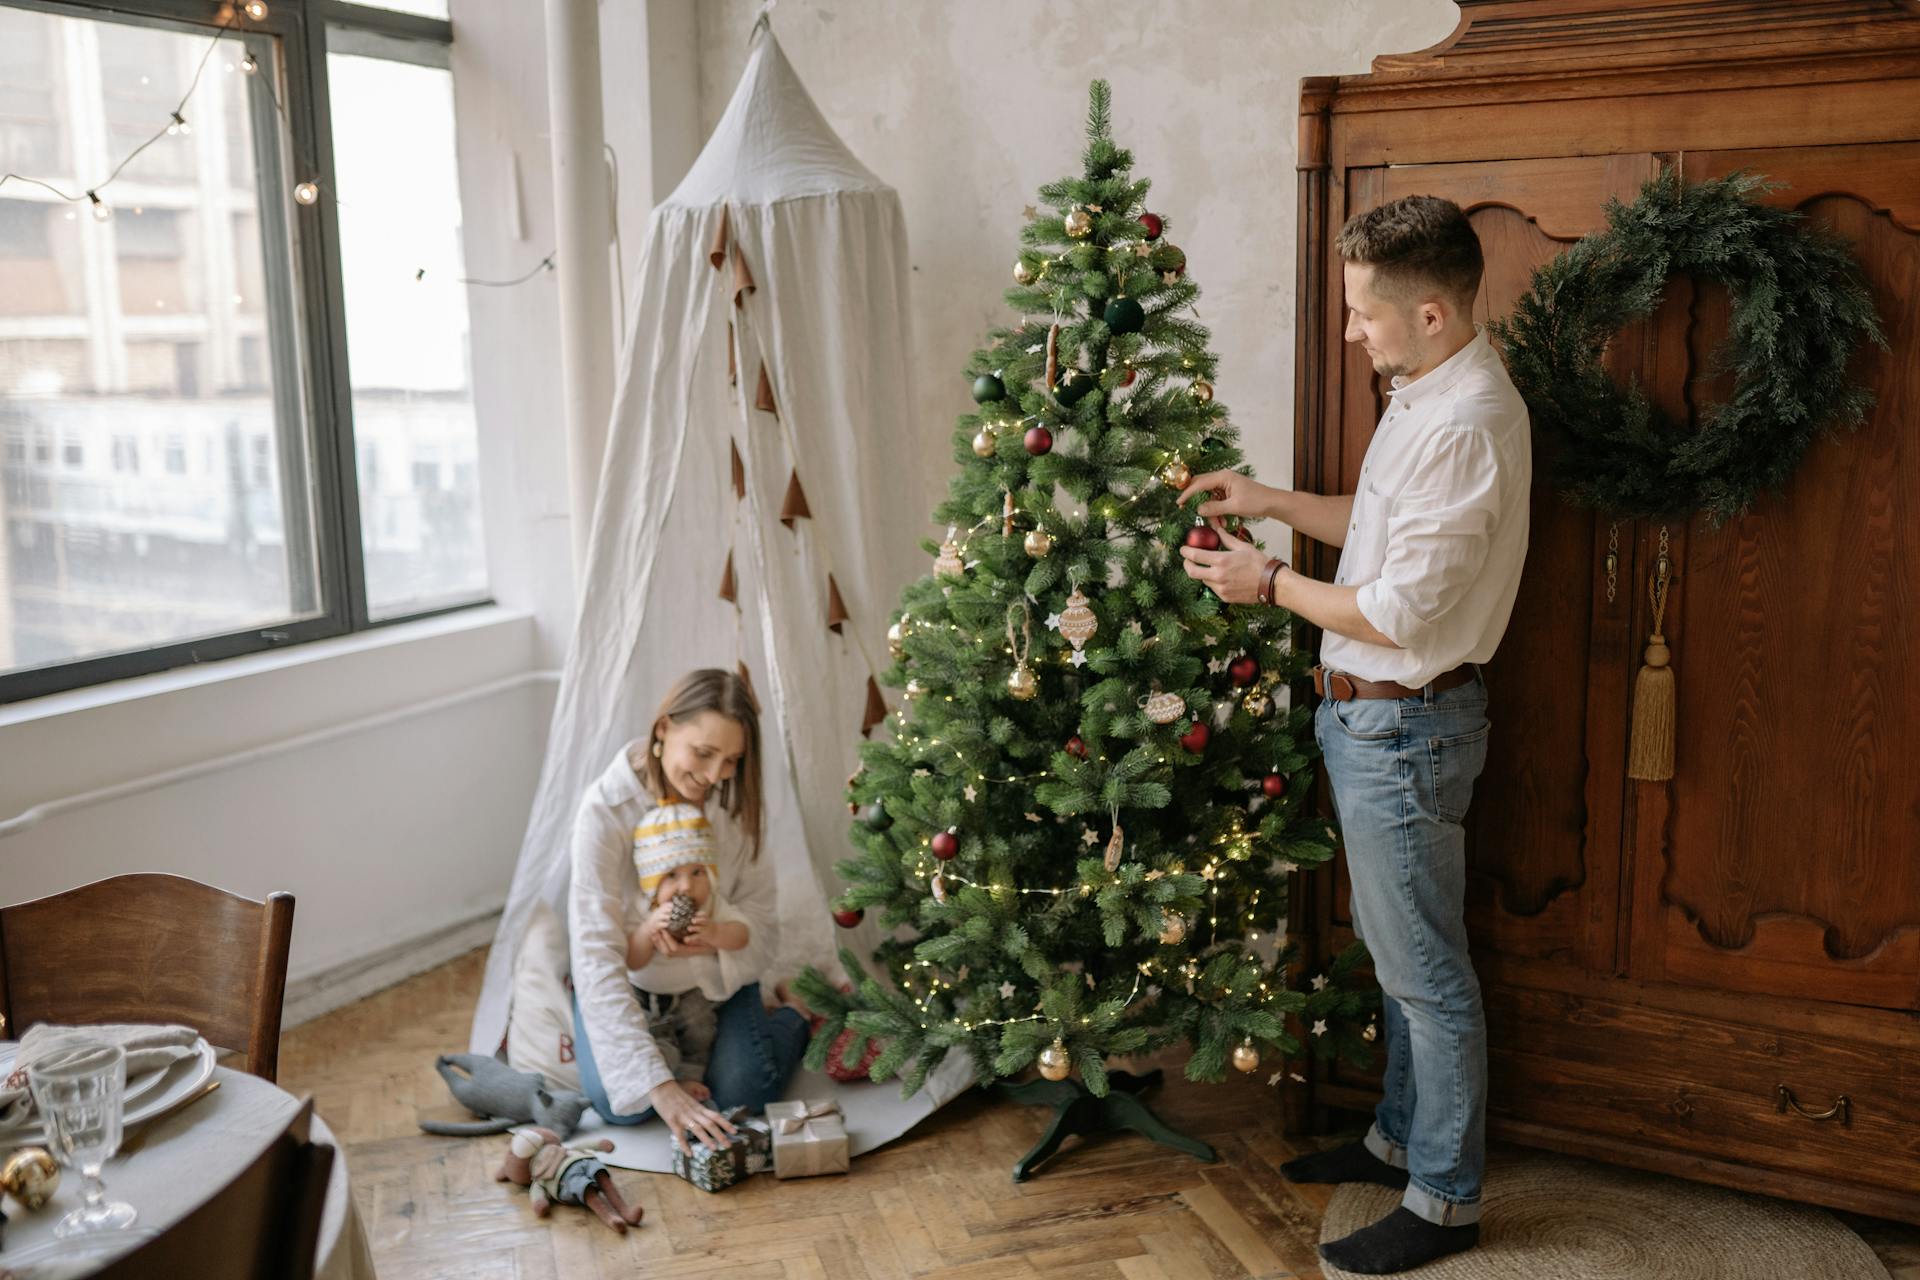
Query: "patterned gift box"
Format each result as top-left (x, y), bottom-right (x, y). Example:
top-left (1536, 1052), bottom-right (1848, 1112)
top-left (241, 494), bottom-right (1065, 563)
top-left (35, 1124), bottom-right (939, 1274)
top-left (765, 1099), bottom-right (850, 1179)
top-left (669, 1108), bottom-right (772, 1192)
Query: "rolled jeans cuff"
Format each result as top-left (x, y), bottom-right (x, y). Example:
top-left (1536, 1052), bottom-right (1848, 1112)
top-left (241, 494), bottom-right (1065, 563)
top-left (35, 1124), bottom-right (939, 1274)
top-left (1363, 1122), bottom-right (1408, 1170)
top-left (1402, 1177), bottom-right (1483, 1227)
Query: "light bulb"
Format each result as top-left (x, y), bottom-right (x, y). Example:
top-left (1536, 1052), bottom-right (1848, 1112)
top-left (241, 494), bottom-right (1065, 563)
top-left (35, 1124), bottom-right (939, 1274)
top-left (241, 54), bottom-right (259, 74)
top-left (243, 0), bottom-right (269, 19)
top-left (293, 181), bottom-right (319, 206)
top-left (87, 192), bottom-right (112, 222)
top-left (167, 112), bottom-right (190, 136)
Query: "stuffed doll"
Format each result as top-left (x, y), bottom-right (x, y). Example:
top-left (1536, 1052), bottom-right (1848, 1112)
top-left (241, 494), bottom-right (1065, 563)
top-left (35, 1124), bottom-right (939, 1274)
top-left (495, 1126), bottom-right (644, 1234)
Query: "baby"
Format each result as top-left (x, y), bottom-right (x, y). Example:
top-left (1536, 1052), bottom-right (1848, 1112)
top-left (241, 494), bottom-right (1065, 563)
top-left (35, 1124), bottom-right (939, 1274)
top-left (627, 802), bottom-right (751, 1097)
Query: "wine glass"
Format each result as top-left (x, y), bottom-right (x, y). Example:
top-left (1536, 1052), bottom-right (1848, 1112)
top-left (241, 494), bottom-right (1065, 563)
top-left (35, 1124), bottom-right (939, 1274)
top-left (28, 1040), bottom-right (138, 1237)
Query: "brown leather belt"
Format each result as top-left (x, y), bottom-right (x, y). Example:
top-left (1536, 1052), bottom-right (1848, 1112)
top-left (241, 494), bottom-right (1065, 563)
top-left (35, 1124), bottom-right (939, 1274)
top-left (1312, 662), bottom-right (1478, 702)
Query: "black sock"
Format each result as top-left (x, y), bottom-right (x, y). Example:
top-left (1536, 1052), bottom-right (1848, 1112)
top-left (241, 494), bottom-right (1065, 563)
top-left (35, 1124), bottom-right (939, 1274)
top-left (1320, 1206), bottom-right (1480, 1275)
top-left (1279, 1139), bottom-right (1410, 1190)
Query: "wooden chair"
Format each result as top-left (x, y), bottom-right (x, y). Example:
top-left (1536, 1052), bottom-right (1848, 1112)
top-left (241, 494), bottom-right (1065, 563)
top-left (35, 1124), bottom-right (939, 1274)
top-left (95, 1095), bottom-right (336, 1280)
top-left (0, 873), bottom-right (294, 1081)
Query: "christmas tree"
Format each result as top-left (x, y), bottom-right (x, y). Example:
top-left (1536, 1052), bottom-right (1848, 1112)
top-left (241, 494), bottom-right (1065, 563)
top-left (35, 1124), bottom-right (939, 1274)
top-left (798, 82), bottom-right (1374, 1112)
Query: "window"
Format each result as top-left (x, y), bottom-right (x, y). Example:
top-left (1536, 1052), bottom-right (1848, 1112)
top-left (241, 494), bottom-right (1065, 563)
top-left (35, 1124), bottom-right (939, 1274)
top-left (0, 0), bottom-right (484, 703)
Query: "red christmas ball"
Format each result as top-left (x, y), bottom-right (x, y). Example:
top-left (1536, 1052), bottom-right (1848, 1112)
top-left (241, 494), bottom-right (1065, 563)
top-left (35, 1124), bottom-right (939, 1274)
top-left (1121, 367), bottom-right (1138, 387)
top-left (1024, 425), bottom-right (1054, 456)
top-left (1229, 655), bottom-right (1260, 686)
top-left (833, 907), bottom-right (865, 928)
top-left (1179, 722), bottom-right (1210, 754)
top-left (1139, 212), bottom-right (1164, 241)
top-left (1185, 524), bottom-right (1221, 551)
top-left (1065, 735), bottom-right (1088, 759)
top-left (1262, 772), bottom-right (1289, 799)
top-left (931, 830), bottom-right (959, 861)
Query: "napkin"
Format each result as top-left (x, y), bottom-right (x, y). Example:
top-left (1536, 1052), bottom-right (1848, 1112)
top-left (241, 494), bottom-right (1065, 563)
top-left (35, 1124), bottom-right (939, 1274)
top-left (1, 1023), bottom-right (201, 1141)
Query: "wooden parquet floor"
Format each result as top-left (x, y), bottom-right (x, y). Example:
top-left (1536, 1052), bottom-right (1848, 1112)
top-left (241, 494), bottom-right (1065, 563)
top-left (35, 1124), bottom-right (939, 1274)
top-left (279, 950), bottom-right (1920, 1280)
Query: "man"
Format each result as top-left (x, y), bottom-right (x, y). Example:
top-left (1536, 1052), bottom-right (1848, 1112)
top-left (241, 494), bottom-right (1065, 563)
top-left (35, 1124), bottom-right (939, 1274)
top-left (1179, 194), bottom-right (1530, 1275)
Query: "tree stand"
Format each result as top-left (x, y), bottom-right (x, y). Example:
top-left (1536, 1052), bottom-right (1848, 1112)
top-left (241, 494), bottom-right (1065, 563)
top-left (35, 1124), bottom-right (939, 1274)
top-left (992, 1067), bottom-right (1217, 1182)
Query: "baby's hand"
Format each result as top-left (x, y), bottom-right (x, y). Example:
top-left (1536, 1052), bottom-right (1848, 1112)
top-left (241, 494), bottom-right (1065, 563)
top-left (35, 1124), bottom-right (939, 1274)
top-left (681, 1080), bottom-right (712, 1102)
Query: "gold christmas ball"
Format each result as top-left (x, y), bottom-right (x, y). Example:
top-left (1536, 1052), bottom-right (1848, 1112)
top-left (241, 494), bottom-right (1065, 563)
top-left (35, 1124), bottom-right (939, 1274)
top-left (973, 426), bottom-right (998, 458)
top-left (1158, 913), bottom-right (1187, 945)
top-left (1232, 1041), bottom-right (1261, 1073)
top-left (1064, 208), bottom-right (1093, 238)
top-left (905, 678), bottom-right (926, 700)
top-left (1024, 528), bottom-right (1053, 557)
top-left (1160, 458), bottom-right (1191, 490)
top-left (1008, 662), bottom-right (1038, 701)
top-left (887, 620), bottom-right (906, 660)
top-left (1242, 690), bottom-right (1270, 718)
top-left (1363, 1022), bottom-right (1378, 1042)
top-left (1, 1146), bottom-right (60, 1210)
top-left (1037, 1040), bottom-right (1072, 1081)
top-left (1013, 259), bottom-right (1034, 285)
top-left (1190, 379), bottom-right (1215, 404)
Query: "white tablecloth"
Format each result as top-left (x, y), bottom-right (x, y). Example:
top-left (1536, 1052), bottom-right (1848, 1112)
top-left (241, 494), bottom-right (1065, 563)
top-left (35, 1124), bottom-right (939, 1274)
top-left (0, 1061), bottom-right (373, 1279)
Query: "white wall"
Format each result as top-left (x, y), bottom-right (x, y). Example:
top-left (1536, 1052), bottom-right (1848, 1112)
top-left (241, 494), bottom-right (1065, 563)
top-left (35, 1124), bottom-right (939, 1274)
top-left (0, 1), bottom-right (1460, 1006)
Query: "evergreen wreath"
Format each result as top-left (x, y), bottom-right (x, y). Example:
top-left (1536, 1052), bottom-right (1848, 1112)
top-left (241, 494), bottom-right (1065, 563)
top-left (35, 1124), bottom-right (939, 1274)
top-left (1489, 169), bottom-right (1885, 524)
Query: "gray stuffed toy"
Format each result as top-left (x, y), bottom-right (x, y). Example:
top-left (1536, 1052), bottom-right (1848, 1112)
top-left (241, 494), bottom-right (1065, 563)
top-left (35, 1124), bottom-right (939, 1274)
top-left (418, 1053), bottom-right (591, 1139)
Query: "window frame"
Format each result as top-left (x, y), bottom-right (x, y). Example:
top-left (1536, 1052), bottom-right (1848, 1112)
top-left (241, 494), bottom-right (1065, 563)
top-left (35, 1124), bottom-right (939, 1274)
top-left (0, 0), bottom-right (487, 705)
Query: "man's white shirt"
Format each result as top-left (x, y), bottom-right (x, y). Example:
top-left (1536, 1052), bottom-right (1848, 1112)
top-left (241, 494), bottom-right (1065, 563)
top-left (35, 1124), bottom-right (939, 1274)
top-left (1320, 327), bottom-right (1532, 688)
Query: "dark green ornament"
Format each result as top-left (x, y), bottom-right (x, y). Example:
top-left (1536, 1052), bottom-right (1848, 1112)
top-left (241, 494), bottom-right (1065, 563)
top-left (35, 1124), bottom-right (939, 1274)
top-left (1103, 297), bottom-right (1145, 336)
top-left (861, 802), bottom-right (893, 832)
top-left (1054, 368), bottom-right (1097, 407)
top-left (971, 373), bottom-right (1006, 404)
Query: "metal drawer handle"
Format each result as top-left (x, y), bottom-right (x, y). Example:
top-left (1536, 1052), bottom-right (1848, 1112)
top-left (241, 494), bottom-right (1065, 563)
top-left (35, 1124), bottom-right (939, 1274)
top-left (1776, 1084), bottom-right (1850, 1126)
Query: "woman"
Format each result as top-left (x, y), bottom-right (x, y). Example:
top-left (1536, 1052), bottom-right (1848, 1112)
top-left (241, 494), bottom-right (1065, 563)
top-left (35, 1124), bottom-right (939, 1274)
top-left (567, 668), bottom-right (810, 1155)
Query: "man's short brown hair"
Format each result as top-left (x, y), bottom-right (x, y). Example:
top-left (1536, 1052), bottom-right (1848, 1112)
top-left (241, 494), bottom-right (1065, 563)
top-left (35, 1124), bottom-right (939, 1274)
top-left (1336, 195), bottom-right (1483, 310)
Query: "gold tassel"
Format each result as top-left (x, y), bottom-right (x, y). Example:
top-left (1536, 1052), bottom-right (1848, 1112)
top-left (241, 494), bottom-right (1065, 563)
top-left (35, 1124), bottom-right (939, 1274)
top-left (1627, 525), bottom-right (1675, 781)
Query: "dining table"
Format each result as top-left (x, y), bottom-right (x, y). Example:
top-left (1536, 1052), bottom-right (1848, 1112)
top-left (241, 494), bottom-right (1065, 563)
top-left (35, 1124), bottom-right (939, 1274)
top-left (0, 1050), bottom-right (374, 1280)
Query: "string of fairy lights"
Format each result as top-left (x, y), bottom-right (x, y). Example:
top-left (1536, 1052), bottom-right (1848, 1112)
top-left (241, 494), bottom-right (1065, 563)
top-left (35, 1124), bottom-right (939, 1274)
top-left (0, 1), bottom-right (555, 290)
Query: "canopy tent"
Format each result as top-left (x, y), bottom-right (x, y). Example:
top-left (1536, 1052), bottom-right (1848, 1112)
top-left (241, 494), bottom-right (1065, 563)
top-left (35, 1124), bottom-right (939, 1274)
top-left (469, 18), bottom-right (969, 1163)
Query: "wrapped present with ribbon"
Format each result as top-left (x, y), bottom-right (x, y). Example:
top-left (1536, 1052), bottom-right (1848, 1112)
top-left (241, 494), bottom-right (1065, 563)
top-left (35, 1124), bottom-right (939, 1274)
top-left (765, 1098), bottom-right (850, 1179)
top-left (669, 1107), bottom-right (772, 1193)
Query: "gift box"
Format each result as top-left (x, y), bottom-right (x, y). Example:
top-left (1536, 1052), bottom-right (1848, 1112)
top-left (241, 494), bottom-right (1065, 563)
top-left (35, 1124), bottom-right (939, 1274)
top-left (765, 1099), bottom-right (850, 1179)
top-left (670, 1108), bottom-right (771, 1192)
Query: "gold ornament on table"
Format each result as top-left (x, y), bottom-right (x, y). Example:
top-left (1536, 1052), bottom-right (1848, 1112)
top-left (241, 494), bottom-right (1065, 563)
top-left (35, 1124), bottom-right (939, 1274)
top-left (1058, 587), bottom-right (1097, 651)
top-left (1, 1146), bottom-right (59, 1210)
top-left (1158, 912), bottom-right (1187, 945)
top-left (1242, 689), bottom-right (1270, 719)
top-left (933, 537), bottom-right (966, 578)
top-left (1160, 458), bottom-right (1191, 490)
top-left (1037, 1039), bottom-right (1072, 1081)
top-left (887, 619), bottom-right (907, 660)
top-left (973, 425), bottom-right (998, 457)
top-left (1024, 528), bottom-right (1053, 558)
top-left (1232, 1039), bottom-right (1261, 1074)
top-left (1189, 379), bottom-right (1214, 404)
top-left (1064, 207), bottom-right (1093, 238)
top-left (1142, 689), bottom-right (1187, 726)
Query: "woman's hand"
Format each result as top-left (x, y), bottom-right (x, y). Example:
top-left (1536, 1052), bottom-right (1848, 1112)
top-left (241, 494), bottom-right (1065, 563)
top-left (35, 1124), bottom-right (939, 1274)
top-left (1180, 521), bottom-right (1275, 605)
top-left (649, 1078), bottom-right (736, 1155)
top-left (1177, 469), bottom-right (1282, 522)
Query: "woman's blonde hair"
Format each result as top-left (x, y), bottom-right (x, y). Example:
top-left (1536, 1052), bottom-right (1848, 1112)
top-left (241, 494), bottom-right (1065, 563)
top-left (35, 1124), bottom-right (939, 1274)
top-left (645, 668), bottom-right (763, 859)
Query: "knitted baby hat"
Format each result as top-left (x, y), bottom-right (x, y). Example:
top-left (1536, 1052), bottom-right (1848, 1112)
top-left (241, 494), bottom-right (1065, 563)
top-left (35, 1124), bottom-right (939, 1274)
top-left (632, 802), bottom-right (718, 900)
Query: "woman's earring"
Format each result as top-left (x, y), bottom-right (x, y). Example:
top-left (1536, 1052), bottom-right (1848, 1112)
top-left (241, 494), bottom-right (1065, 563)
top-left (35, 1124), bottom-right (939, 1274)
top-left (651, 740), bottom-right (664, 759)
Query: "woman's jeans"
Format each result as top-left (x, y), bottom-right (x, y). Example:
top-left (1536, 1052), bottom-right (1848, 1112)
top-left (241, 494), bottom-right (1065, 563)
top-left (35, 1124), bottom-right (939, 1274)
top-left (571, 983), bottom-right (811, 1126)
top-left (1313, 666), bottom-right (1492, 1227)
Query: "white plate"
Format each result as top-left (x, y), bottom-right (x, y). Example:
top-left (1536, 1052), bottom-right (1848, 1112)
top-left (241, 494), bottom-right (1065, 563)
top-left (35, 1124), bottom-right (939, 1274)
top-left (0, 1038), bottom-right (215, 1148)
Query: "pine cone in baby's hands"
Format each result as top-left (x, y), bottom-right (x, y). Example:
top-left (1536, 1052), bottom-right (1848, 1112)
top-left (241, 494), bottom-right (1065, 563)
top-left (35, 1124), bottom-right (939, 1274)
top-left (667, 893), bottom-right (697, 940)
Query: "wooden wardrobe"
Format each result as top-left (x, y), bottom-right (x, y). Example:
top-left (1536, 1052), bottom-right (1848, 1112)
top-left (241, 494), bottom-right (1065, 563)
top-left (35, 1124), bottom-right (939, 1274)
top-left (1286, 0), bottom-right (1920, 1224)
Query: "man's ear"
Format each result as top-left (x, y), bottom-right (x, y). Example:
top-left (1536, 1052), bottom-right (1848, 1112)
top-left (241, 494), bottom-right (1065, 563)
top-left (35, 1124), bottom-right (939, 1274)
top-left (1418, 297), bottom-right (1449, 335)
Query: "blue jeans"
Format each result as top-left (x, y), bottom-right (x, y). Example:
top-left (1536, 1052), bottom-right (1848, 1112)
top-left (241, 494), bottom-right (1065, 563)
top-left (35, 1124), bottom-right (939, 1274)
top-left (1313, 666), bottom-right (1492, 1226)
top-left (571, 983), bottom-right (811, 1125)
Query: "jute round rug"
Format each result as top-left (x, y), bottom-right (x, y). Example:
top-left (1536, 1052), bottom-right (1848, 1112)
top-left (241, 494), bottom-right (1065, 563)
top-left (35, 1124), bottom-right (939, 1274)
top-left (1319, 1145), bottom-right (1891, 1279)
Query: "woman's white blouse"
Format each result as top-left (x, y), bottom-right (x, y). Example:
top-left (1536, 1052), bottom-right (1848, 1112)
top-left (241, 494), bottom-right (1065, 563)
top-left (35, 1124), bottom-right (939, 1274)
top-left (567, 745), bottom-right (779, 1115)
